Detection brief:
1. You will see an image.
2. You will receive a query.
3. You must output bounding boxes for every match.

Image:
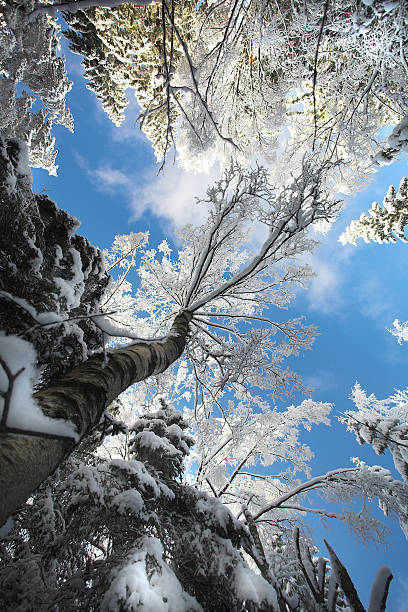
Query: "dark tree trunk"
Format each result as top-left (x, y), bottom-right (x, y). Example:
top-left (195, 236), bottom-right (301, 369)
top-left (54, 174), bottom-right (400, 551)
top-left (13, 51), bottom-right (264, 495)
top-left (0, 311), bottom-right (191, 526)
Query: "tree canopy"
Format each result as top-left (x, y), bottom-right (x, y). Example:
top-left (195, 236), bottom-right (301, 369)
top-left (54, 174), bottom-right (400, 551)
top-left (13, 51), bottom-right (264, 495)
top-left (1, 0), bottom-right (408, 609)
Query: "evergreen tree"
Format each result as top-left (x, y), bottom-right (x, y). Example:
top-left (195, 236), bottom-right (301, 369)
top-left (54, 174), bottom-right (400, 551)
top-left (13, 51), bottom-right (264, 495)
top-left (0, 400), bottom-right (394, 611)
top-left (0, 135), bottom-right (109, 383)
top-left (58, 0), bottom-right (408, 180)
top-left (339, 177), bottom-right (408, 245)
top-left (63, 0), bottom-right (195, 161)
top-left (340, 383), bottom-right (408, 483)
top-left (0, 402), bottom-right (278, 610)
top-left (0, 0), bottom-right (74, 173)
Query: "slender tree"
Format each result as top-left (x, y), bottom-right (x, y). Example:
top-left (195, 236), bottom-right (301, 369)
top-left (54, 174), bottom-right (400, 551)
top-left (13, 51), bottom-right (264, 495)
top-left (0, 136), bottom-right (340, 524)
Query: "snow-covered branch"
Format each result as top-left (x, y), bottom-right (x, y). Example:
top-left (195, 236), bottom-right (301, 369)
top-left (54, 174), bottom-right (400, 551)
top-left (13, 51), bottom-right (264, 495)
top-left (29, 0), bottom-right (158, 21)
top-left (252, 468), bottom-right (357, 521)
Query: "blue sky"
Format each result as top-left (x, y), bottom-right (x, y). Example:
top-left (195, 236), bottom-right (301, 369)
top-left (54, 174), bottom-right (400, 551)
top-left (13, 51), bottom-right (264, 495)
top-left (32, 46), bottom-right (408, 610)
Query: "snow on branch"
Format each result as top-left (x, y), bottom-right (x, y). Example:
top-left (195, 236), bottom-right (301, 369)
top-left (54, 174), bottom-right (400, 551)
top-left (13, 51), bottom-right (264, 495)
top-left (340, 382), bottom-right (408, 482)
top-left (0, 333), bottom-right (79, 442)
top-left (339, 177), bottom-right (408, 245)
top-left (29, 0), bottom-right (158, 21)
top-left (183, 161), bottom-right (341, 313)
top-left (251, 468), bottom-right (357, 521)
top-left (388, 318), bottom-right (408, 344)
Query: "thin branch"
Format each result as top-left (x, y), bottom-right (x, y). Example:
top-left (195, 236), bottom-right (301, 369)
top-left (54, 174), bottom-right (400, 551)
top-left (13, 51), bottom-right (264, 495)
top-left (205, 477), bottom-right (219, 497)
top-left (0, 357), bottom-right (25, 428)
top-left (311, 0), bottom-right (330, 151)
top-left (252, 468), bottom-right (357, 521)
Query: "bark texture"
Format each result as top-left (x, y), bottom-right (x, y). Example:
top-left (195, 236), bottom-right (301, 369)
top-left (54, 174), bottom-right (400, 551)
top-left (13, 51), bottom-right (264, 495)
top-left (0, 311), bottom-right (191, 526)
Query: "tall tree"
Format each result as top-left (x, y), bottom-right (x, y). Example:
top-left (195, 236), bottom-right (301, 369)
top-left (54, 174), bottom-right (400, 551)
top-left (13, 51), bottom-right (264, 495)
top-left (0, 139), bottom-right (339, 523)
top-left (1, 140), bottom-right (404, 610)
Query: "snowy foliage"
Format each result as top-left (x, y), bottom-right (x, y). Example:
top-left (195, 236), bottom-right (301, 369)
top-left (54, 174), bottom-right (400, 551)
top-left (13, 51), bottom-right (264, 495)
top-left (340, 177), bottom-right (408, 245)
top-left (1, 5), bottom-right (406, 608)
top-left (0, 405), bottom-right (283, 611)
top-left (340, 382), bottom-right (408, 483)
top-left (0, 136), bottom-right (110, 386)
top-left (388, 318), bottom-right (408, 344)
top-left (372, 115), bottom-right (408, 166)
top-left (0, 401), bottom-right (397, 610)
top-left (59, 0), bottom-right (408, 187)
top-left (63, 0), bottom-right (195, 162)
top-left (0, 0), bottom-right (73, 173)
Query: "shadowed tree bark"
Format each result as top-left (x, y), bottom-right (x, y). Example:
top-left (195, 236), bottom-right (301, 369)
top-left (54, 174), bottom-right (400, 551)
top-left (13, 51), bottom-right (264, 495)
top-left (0, 310), bottom-right (191, 526)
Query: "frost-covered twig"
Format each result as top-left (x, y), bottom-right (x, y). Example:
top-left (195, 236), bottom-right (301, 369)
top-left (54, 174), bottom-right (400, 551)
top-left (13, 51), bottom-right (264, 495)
top-left (161, 0), bottom-right (238, 152)
top-left (0, 356), bottom-right (77, 444)
top-left (0, 357), bottom-right (24, 429)
top-left (252, 468), bottom-right (357, 521)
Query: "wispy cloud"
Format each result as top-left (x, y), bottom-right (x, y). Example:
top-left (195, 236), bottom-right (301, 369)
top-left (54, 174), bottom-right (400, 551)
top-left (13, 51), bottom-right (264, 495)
top-left (357, 276), bottom-right (394, 322)
top-left (305, 253), bottom-right (345, 314)
top-left (77, 152), bottom-right (219, 229)
top-left (304, 370), bottom-right (339, 393)
top-left (299, 229), bottom-right (356, 315)
top-left (136, 163), bottom-right (219, 227)
top-left (92, 166), bottom-right (130, 192)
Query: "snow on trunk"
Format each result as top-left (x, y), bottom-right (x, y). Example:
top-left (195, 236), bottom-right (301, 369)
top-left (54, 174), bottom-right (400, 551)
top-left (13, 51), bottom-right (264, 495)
top-left (0, 311), bottom-right (191, 526)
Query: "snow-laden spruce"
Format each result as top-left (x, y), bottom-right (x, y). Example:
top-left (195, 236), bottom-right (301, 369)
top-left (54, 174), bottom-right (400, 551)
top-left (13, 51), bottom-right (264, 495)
top-left (0, 0), bottom-right (73, 173)
top-left (340, 177), bottom-right (408, 245)
top-left (0, 402), bottom-right (394, 611)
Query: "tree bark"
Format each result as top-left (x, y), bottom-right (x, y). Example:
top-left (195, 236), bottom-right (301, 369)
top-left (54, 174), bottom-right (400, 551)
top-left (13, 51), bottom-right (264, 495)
top-left (0, 311), bottom-right (191, 526)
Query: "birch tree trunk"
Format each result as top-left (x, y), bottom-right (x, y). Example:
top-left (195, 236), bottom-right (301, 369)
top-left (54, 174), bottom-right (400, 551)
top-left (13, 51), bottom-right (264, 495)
top-left (0, 311), bottom-right (191, 526)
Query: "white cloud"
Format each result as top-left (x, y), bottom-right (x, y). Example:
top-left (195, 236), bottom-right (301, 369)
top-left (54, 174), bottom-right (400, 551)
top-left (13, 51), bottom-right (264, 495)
top-left (136, 163), bottom-right (219, 227)
top-left (299, 230), bottom-right (356, 314)
top-left (77, 152), bottom-right (219, 229)
top-left (93, 166), bottom-right (130, 192)
top-left (305, 254), bottom-right (345, 314)
top-left (304, 370), bottom-right (338, 393)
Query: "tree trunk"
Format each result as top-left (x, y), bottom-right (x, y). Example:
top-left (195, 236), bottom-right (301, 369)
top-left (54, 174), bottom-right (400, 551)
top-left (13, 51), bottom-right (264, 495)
top-left (0, 311), bottom-right (191, 526)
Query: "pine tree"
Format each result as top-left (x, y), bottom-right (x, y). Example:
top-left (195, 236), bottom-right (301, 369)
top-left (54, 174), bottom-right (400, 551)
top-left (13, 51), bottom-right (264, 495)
top-left (0, 135), bottom-right (109, 383)
top-left (63, 0), bottom-right (195, 160)
top-left (0, 0), bottom-right (74, 173)
top-left (0, 402), bottom-right (281, 610)
top-left (340, 383), bottom-right (408, 483)
top-left (339, 177), bottom-right (408, 245)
